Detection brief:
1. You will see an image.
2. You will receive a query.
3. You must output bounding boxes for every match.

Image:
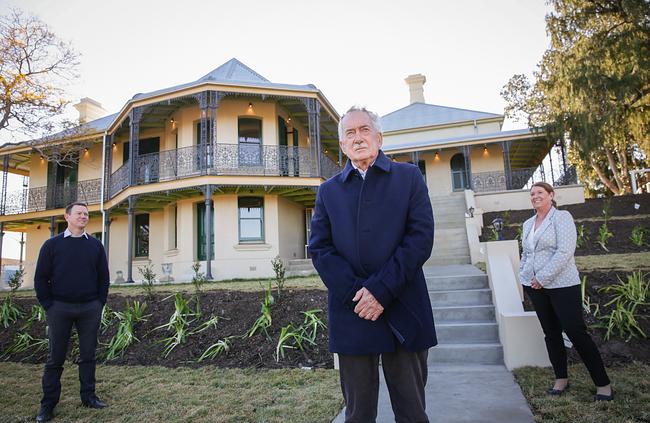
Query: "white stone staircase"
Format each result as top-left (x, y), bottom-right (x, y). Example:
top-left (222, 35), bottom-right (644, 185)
top-left (285, 258), bottom-right (317, 277)
top-left (426, 265), bottom-right (503, 365)
top-left (427, 194), bottom-right (471, 265)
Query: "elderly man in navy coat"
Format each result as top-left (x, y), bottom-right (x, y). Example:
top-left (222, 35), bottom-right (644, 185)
top-left (309, 106), bottom-right (436, 423)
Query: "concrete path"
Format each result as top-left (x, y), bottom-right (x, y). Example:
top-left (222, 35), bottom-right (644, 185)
top-left (332, 364), bottom-right (534, 423)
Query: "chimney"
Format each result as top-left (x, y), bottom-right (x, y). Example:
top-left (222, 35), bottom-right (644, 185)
top-left (405, 74), bottom-right (426, 104)
top-left (73, 97), bottom-right (106, 124)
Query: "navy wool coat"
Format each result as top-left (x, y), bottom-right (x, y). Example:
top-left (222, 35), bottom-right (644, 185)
top-left (309, 151), bottom-right (437, 354)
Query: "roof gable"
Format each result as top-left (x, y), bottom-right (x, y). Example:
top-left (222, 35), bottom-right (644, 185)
top-left (381, 102), bottom-right (502, 132)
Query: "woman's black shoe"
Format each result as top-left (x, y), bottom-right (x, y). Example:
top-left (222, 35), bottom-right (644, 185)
top-left (594, 392), bottom-right (614, 401)
top-left (546, 383), bottom-right (569, 396)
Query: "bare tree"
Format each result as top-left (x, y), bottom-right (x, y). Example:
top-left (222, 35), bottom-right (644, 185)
top-left (0, 9), bottom-right (80, 140)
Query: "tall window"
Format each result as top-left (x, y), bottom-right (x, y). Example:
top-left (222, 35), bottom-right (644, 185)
top-left (135, 214), bottom-right (149, 257)
top-left (197, 202), bottom-right (214, 260)
top-left (238, 197), bottom-right (264, 242)
top-left (450, 153), bottom-right (469, 191)
top-left (238, 117), bottom-right (262, 166)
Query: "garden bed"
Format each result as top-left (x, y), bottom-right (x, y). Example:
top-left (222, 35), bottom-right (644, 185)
top-left (0, 288), bottom-right (333, 370)
top-left (522, 269), bottom-right (650, 366)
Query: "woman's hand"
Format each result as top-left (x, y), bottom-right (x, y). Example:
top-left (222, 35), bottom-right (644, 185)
top-left (531, 277), bottom-right (543, 290)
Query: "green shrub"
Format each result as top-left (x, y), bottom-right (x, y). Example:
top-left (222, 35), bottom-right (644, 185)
top-left (597, 271), bottom-right (649, 341)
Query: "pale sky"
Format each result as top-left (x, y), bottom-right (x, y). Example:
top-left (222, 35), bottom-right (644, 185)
top-left (0, 0), bottom-right (553, 259)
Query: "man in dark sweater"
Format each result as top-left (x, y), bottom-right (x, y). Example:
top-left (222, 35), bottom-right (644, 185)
top-left (34, 202), bottom-right (110, 422)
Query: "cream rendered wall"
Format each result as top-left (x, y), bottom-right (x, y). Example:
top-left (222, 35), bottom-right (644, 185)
top-left (22, 226), bottom-right (50, 288)
top-left (211, 194), bottom-right (279, 280)
top-left (78, 142), bottom-right (103, 181)
top-left (28, 153), bottom-right (48, 188)
top-left (382, 120), bottom-right (501, 148)
top-left (278, 197), bottom-right (305, 260)
top-left (469, 144), bottom-right (505, 174)
top-left (215, 100), bottom-right (278, 146)
top-left (392, 144), bottom-right (506, 197)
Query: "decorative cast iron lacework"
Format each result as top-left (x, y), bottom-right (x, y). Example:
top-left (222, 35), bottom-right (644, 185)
top-left (471, 166), bottom-right (578, 193)
top-left (2, 179), bottom-right (102, 216)
top-left (1, 145), bottom-right (340, 215)
top-left (116, 143), bottom-right (338, 188)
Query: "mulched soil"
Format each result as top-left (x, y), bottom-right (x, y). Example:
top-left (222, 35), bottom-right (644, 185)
top-left (483, 192), bottom-right (650, 225)
top-left (480, 193), bottom-right (650, 256)
top-left (522, 270), bottom-right (650, 366)
top-left (0, 289), bottom-right (333, 369)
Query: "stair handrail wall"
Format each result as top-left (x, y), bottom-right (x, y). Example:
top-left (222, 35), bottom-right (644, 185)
top-left (485, 240), bottom-right (551, 370)
top-left (464, 189), bottom-right (484, 264)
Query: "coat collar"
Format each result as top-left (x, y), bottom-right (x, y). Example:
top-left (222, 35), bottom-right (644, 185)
top-left (340, 150), bottom-right (391, 182)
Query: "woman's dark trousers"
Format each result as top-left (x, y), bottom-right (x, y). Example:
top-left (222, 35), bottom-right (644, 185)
top-left (524, 284), bottom-right (610, 387)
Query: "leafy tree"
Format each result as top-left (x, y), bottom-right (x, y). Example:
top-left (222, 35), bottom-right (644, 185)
top-left (502, 0), bottom-right (649, 195)
top-left (0, 9), bottom-right (79, 140)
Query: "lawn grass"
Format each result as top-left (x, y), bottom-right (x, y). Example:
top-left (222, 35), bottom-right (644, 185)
top-left (1, 275), bottom-right (325, 298)
top-left (513, 362), bottom-right (650, 423)
top-left (0, 362), bottom-right (342, 423)
top-left (575, 252), bottom-right (650, 272)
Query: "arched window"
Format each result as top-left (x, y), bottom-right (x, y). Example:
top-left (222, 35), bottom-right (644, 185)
top-left (450, 153), bottom-right (469, 191)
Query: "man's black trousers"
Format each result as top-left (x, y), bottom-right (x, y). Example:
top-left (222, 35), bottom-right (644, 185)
top-left (338, 343), bottom-right (429, 423)
top-left (41, 299), bottom-right (102, 409)
top-left (524, 284), bottom-right (610, 387)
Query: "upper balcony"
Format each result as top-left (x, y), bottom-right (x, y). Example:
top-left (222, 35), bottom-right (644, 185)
top-left (1, 143), bottom-right (338, 216)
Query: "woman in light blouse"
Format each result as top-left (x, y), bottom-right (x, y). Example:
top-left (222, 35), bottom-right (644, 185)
top-left (519, 182), bottom-right (613, 401)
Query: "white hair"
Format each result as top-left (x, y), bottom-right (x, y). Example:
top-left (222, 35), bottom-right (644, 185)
top-left (338, 105), bottom-right (382, 140)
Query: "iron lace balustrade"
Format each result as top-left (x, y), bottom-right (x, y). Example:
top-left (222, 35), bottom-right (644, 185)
top-left (471, 166), bottom-right (578, 193)
top-left (109, 144), bottom-right (335, 191)
top-left (1, 179), bottom-right (102, 216)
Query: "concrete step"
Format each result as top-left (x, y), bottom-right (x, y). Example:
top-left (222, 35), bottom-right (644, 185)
top-left (286, 269), bottom-right (317, 277)
top-left (426, 255), bottom-right (472, 265)
top-left (429, 288), bottom-right (493, 307)
top-left (429, 343), bottom-right (503, 365)
top-left (426, 274), bottom-right (488, 291)
top-left (286, 263), bottom-right (315, 271)
top-left (431, 247), bottom-right (471, 256)
top-left (432, 304), bottom-right (495, 322)
top-left (435, 322), bottom-right (499, 343)
top-left (287, 259), bottom-right (312, 266)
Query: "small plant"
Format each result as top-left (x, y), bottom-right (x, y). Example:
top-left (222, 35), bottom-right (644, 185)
top-left (271, 255), bottom-right (286, 299)
top-left (156, 293), bottom-right (197, 357)
top-left (191, 262), bottom-right (207, 317)
top-left (7, 268), bottom-right (25, 292)
top-left (502, 210), bottom-right (511, 226)
top-left (630, 226), bottom-right (648, 247)
top-left (100, 304), bottom-right (114, 333)
top-left (191, 314), bottom-right (224, 335)
top-left (489, 226), bottom-right (499, 241)
top-left (580, 276), bottom-right (599, 316)
top-left (1, 268), bottom-right (25, 328)
top-left (104, 300), bottom-right (148, 361)
top-left (198, 337), bottom-right (235, 362)
top-left (138, 264), bottom-right (157, 300)
top-left (515, 226), bottom-right (524, 251)
top-left (247, 281), bottom-right (274, 338)
top-left (576, 223), bottom-right (589, 249)
top-left (300, 309), bottom-right (326, 344)
top-left (2, 332), bottom-right (48, 358)
top-left (276, 324), bottom-right (305, 362)
top-left (21, 304), bottom-right (46, 331)
top-left (596, 223), bottom-right (613, 252)
top-left (602, 198), bottom-right (612, 223)
top-left (597, 271), bottom-right (649, 341)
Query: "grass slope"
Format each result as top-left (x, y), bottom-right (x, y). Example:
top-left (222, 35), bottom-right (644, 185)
top-left (0, 362), bottom-right (342, 423)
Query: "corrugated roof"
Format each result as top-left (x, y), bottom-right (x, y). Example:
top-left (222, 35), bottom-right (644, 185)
top-left (381, 102), bottom-right (503, 132)
top-left (132, 58), bottom-right (317, 101)
top-left (383, 128), bottom-right (541, 152)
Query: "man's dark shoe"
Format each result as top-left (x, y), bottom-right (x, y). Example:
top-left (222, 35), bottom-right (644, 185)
top-left (36, 407), bottom-right (53, 422)
top-left (81, 396), bottom-right (108, 409)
